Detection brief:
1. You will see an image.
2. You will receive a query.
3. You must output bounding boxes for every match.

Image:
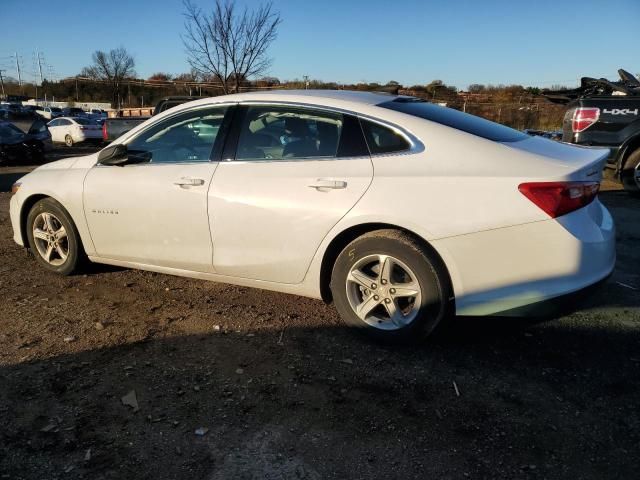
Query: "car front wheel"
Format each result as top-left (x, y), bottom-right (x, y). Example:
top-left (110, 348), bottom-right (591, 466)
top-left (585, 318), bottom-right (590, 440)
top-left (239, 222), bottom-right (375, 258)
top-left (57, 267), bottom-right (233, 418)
top-left (330, 229), bottom-right (451, 343)
top-left (26, 198), bottom-right (84, 275)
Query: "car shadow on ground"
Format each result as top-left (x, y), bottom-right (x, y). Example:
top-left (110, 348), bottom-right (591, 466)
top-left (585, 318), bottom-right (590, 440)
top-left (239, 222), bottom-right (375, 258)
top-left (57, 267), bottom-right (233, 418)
top-left (1, 302), bottom-right (638, 479)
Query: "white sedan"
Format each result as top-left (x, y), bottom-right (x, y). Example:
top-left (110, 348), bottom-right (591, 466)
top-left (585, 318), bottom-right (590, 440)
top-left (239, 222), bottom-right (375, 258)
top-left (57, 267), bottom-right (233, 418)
top-left (47, 116), bottom-right (102, 146)
top-left (39, 106), bottom-right (64, 120)
top-left (9, 91), bottom-right (615, 342)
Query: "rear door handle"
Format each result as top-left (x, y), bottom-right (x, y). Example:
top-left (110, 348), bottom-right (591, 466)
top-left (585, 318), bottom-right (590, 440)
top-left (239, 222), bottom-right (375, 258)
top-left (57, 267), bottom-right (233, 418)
top-left (174, 177), bottom-right (205, 187)
top-left (308, 179), bottom-right (347, 190)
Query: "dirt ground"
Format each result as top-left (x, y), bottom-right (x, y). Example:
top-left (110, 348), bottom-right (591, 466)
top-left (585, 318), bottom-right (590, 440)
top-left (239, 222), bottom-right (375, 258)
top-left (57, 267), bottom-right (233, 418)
top-left (0, 157), bottom-right (638, 479)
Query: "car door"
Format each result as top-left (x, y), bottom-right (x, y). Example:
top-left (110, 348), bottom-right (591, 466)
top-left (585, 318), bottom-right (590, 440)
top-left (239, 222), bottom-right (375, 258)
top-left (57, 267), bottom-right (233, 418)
top-left (83, 104), bottom-right (232, 272)
top-left (209, 104), bottom-right (374, 284)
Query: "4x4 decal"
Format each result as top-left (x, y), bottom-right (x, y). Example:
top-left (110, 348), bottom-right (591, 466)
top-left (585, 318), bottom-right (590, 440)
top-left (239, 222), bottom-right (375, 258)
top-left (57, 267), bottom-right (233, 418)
top-left (602, 108), bottom-right (639, 116)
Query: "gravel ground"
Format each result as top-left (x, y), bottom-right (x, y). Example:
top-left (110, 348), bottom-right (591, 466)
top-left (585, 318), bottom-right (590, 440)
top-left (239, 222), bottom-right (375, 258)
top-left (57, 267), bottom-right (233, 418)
top-left (0, 166), bottom-right (638, 479)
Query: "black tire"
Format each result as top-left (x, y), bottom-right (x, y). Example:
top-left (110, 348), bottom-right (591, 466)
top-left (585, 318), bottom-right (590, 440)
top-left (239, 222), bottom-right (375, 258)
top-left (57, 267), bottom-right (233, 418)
top-left (65, 134), bottom-right (73, 147)
top-left (330, 229), bottom-right (451, 343)
top-left (621, 148), bottom-right (640, 196)
top-left (26, 198), bottom-right (84, 275)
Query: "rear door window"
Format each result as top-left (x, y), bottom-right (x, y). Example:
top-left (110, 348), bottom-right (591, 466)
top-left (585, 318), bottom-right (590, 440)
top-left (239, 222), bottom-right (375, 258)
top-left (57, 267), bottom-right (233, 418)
top-left (235, 106), bottom-right (344, 160)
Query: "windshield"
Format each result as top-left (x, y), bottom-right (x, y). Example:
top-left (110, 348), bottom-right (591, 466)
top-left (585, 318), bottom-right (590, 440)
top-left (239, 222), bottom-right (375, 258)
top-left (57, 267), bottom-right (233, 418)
top-left (379, 98), bottom-right (528, 143)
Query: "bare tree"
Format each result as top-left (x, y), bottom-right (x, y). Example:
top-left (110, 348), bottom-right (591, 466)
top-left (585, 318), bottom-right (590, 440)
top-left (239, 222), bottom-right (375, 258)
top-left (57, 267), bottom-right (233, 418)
top-left (182, 0), bottom-right (281, 94)
top-left (81, 47), bottom-right (136, 107)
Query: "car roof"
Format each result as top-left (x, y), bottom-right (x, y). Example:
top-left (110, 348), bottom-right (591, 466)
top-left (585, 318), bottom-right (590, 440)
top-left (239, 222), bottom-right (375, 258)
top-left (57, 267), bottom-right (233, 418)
top-left (233, 89), bottom-right (399, 104)
top-left (179, 89), bottom-right (407, 114)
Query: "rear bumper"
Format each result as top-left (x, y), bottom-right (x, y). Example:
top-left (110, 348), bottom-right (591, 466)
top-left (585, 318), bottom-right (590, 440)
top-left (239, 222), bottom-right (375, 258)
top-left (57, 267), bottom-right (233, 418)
top-left (433, 199), bottom-right (616, 316)
top-left (485, 269), bottom-right (612, 317)
top-left (75, 132), bottom-right (103, 143)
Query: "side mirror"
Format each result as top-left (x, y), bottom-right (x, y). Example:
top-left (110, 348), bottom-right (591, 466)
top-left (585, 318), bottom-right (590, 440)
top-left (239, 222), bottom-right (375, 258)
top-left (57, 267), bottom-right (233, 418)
top-left (97, 144), bottom-right (128, 166)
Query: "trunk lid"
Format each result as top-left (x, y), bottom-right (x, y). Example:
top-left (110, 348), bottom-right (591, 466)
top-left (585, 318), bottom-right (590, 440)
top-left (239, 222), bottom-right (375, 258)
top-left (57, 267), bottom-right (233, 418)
top-left (505, 136), bottom-right (609, 182)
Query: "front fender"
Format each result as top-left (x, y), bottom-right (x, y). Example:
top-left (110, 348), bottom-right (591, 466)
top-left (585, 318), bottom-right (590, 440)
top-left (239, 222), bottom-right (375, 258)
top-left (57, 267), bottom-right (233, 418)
top-left (14, 167), bottom-right (96, 255)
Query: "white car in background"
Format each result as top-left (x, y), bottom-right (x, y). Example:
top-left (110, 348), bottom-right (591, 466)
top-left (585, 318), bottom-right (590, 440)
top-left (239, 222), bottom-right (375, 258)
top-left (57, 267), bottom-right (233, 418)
top-left (40, 106), bottom-right (64, 120)
top-left (47, 117), bottom-right (102, 146)
top-left (9, 90), bottom-right (615, 343)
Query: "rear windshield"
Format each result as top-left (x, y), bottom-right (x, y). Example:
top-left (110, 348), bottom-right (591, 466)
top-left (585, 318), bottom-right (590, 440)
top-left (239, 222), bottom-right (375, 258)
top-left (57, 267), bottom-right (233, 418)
top-left (0, 123), bottom-right (24, 142)
top-left (74, 118), bottom-right (94, 125)
top-left (379, 99), bottom-right (527, 143)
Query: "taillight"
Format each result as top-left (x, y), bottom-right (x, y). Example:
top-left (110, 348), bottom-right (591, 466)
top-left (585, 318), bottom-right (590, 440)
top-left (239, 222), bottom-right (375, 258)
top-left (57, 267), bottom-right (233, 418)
top-left (572, 107), bottom-right (600, 133)
top-left (518, 181), bottom-right (600, 218)
top-left (102, 122), bottom-right (107, 140)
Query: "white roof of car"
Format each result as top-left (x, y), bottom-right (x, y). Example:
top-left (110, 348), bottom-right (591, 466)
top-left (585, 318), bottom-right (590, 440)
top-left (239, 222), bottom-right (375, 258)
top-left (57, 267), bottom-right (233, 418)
top-left (181, 89), bottom-right (402, 115)
top-left (235, 89), bottom-right (397, 104)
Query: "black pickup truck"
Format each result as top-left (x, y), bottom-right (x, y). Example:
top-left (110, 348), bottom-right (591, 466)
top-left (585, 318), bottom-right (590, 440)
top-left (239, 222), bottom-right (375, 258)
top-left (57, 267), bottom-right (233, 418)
top-left (102, 96), bottom-right (203, 142)
top-left (544, 69), bottom-right (640, 195)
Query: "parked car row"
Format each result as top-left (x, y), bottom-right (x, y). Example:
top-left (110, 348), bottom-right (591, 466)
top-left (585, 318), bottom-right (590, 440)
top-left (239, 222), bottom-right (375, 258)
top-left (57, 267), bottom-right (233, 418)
top-left (0, 120), bottom-right (48, 165)
top-left (0, 113), bottom-right (106, 164)
top-left (0, 102), bottom-right (107, 124)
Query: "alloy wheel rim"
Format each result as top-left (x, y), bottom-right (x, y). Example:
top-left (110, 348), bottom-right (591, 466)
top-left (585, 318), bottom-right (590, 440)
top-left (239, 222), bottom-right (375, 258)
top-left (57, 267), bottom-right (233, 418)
top-left (32, 212), bottom-right (69, 266)
top-left (345, 254), bottom-right (422, 331)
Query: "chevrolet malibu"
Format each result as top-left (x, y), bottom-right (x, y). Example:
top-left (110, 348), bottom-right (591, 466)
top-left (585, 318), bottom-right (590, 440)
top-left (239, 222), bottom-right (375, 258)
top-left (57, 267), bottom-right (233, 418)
top-left (9, 90), bottom-right (615, 342)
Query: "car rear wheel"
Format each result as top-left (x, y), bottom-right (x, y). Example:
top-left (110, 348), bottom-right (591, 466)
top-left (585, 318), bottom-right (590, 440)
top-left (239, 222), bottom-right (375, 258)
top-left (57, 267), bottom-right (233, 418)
top-left (65, 134), bottom-right (74, 147)
top-left (26, 198), bottom-right (84, 275)
top-left (330, 229), bottom-right (451, 343)
top-left (621, 148), bottom-right (640, 196)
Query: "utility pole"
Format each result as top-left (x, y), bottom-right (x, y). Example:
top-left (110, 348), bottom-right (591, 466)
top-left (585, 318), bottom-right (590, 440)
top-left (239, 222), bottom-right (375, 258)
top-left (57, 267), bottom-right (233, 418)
top-left (75, 78), bottom-right (79, 101)
top-left (303, 75), bottom-right (309, 89)
top-left (14, 52), bottom-right (22, 91)
top-left (36, 50), bottom-right (47, 101)
top-left (37, 50), bottom-right (44, 85)
top-left (0, 69), bottom-right (5, 97)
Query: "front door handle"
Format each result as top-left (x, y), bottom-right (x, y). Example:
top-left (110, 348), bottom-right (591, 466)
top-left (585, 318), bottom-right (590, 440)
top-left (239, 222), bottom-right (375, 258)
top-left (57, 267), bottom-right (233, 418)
top-left (308, 179), bottom-right (347, 190)
top-left (174, 177), bottom-right (205, 187)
